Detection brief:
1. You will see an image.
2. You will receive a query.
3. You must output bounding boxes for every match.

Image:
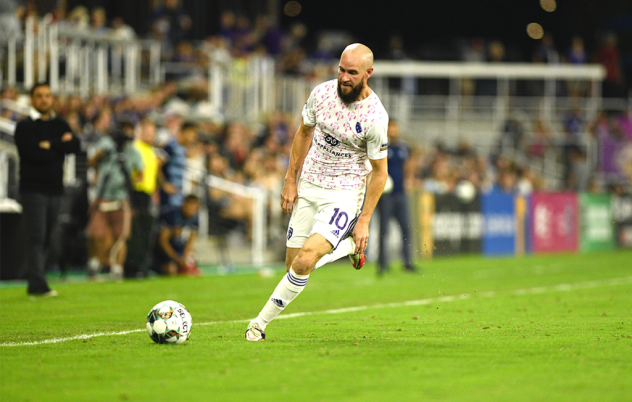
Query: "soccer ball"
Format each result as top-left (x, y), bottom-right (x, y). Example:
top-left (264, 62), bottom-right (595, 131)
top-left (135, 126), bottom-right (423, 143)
top-left (146, 300), bottom-right (192, 344)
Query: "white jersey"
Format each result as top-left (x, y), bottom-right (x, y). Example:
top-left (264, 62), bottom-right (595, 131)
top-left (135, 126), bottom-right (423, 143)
top-left (301, 79), bottom-right (389, 191)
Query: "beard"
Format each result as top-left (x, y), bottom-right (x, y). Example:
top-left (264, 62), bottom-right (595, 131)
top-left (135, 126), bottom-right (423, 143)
top-left (337, 77), bottom-right (365, 105)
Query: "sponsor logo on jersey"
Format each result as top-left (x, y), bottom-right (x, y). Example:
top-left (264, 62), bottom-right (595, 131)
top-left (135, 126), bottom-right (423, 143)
top-left (287, 227), bottom-right (293, 240)
top-left (331, 229), bottom-right (340, 237)
top-left (355, 122), bottom-right (362, 133)
top-left (380, 143), bottom-right (388, 151)
top-left (315, 140), bottom-right (352, 158)
top-left (324, 134), bottom-right (340, 147)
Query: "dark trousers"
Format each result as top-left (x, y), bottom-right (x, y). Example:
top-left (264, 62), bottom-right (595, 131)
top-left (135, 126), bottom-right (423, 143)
top-left (20, 191), bottom-right (61, 293)
top-left (125, 191), bottom-right (155, 278)
top-left (378, 192), bottom-right (413, 271)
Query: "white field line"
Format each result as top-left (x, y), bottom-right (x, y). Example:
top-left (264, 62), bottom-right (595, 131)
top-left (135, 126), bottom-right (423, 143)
top-left (2, 275), bottom-right (631, 347)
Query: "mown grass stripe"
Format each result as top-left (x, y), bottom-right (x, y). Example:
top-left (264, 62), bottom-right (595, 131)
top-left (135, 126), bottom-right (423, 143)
top-left (2, 275), bottom-right (631, 347)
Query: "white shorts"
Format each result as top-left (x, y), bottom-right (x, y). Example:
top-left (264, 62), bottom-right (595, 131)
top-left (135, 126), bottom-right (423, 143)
top-left (286, 179), bottom-right (364, 249)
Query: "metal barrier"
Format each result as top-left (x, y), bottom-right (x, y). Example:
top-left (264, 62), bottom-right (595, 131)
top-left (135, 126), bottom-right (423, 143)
top-left (0, 117), bottom-right (20, 213)
top-left (205, 174), bottom-right (268, 266)
top-left (1, 17), bottom-right (161, 95)
top-left (205, 55), bottom-right (276, 122)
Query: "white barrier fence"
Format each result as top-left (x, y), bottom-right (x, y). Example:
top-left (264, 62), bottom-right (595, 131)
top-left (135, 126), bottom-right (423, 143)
top-left (1, 17), bottom-right (161, 96)
top-left (204, 174), bottom-right (268, 267)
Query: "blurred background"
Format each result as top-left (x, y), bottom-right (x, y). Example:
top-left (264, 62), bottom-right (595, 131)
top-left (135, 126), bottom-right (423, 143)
top-left (1, 0), bottom-right (631, 279)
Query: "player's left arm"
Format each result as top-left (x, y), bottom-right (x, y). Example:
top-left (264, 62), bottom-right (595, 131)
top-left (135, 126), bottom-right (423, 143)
top-left (352, 115), bottom-right (389, 255)
top-left (353, 156), bottom-right (388, 255)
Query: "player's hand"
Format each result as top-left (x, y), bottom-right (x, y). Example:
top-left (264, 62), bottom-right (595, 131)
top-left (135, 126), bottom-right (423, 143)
top-left (280, 182), bottom-right (298, 215)
top-left (39, 140), bottom-right (51, 149)
top-left (61, 132), bottom-right (73, 142)
top-left (352, 219), bottom-right (370, 255)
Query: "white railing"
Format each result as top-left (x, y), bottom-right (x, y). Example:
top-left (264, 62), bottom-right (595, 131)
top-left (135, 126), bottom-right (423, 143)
top-left (205, 55), bottom-right (276, 122)
top-left (0, 118), bottom-right (20, 213)
top-left (1, 17), bottom-right (161, 95)
top-left (205, 174), bottom-right (267, 266)
top-left (370, 61), bottom-right (606, 132)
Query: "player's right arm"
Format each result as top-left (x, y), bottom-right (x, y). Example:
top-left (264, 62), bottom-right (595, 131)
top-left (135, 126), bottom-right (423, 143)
top-left (281, 118), bottom-right (314, 215)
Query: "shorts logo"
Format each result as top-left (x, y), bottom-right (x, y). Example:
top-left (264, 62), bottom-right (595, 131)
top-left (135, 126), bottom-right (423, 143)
top-left (287, 227), bottom-right (293, 240)
top-left (355, 122), bottom-right (362, 133)
top-left (324, 134), bottom-right (340, 147)
top-left (331, 229), bottom-right (340, 237)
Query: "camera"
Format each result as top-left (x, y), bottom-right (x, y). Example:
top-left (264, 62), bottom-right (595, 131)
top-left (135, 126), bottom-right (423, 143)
top-left (110, 119), bottom-right (135, 152)
top-left (111, 129), bottom-right (133, 152)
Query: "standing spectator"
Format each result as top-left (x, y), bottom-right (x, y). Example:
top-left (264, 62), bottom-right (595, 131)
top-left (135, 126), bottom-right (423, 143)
top-left (527, 118), bottom-right (551, 159)
top-left (160, 121), bottom-right (197, 211)
top-left (0, 0), bottom-right (23, 47)
top-left (150, 0), bottom-right (192, 56)
top-left (590, 111), bottom-right (626, 185)
top-left (125, 117), bottom-right (161, 278)
top-left (476, 40), bottom-right (505, 96)
top-left (533, 32), bottom-right (559, 64)
top-left (183, 128), bottom-right (205, 198)
top-left (377, 120), bottom-right (417, 275)
top-left (565, 36), bottom-right (588, 96)
top-left (110, 16), bottom-right (136, 41)
top-left (86, 120), bottom-right (143, 279)
top-left (493, 168), bottom-right (517, 194)
top-left (57, 110), bottom-right (90, 277)
top-left (563, 108), bottom-right (586, 188)
top-left (90, 6), bottom-right (107, 35)
top-left (260, 15), bottom-right (283, 56)
top-left (153, 194), bottom-right (200, 276)
top-left (594, 32), bottom-right (625, 98)
top-left (14, 83), bottom-right (81, 296)
top-left (66, 6), bottom-right (90, 31)
top-left (218, 10), bottom-right (237, 47)
top-left (566, 36), bottom-right (587, 65)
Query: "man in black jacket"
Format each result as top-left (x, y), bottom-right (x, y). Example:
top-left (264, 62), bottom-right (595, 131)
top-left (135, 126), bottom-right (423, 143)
top-left (14, 83), bottom-right (80, 296)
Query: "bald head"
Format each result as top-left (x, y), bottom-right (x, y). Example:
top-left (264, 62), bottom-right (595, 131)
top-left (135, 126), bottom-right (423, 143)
top-left (337, 43), bottom-right (374, 104)
top-left (341, 43), bottom-right (374, 71)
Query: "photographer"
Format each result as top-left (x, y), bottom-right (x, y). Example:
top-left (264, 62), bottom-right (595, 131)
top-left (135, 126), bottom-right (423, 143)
top-left (86, 120), bottom-right (143, 280)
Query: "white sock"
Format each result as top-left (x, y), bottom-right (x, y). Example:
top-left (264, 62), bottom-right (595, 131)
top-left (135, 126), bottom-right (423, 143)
top-left (255, 267), bottom-right (309, 330)
top-left (314, 237), bottom-right (356, 270)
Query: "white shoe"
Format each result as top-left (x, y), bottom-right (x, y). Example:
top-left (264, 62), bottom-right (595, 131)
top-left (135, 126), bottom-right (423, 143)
top-left (110, 264), bottom-right (123, 281)
top-left (87, 258), bottom-right (101, 278)
top-left (245, 321), bottom-right (266, 341)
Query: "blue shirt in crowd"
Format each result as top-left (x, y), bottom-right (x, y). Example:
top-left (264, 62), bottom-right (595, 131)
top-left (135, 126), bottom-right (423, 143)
top-left (159, 205), bottom-right (199, 254)
top-left (160, 137), bottom-right (187, 208)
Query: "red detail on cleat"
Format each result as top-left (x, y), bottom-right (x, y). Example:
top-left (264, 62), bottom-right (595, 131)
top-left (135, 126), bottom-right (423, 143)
top-left (350, 253), bottom-right (365, 270)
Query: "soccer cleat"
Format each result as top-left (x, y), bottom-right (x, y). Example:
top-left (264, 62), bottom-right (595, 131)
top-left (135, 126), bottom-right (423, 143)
top-left (245, 321), bottom-right (266, 341)
top-left (28, 289), bottom-right (58, 298)
top-left (87, 258), bottom-right (101, 279)
top-left (349, 253), bottom-right (365, 270)
top-left (110, 264), bottom-right (124, 281)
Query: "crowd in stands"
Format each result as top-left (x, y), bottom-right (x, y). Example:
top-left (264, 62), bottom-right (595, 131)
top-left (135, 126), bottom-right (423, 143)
top-left (1, 1), bottom-right (631, 278)
top-left (406, 106), bottom-right (632, 199)
top-left (2, 0), bottom-right (628, 94)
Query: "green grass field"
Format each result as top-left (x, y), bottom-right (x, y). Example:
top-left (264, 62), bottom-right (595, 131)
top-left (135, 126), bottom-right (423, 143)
top-left (1, 251), bottom-right (631, 402)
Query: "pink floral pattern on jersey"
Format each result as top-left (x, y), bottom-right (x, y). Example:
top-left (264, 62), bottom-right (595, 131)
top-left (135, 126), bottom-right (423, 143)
top-left (301, 79), bottom-right (389, 191)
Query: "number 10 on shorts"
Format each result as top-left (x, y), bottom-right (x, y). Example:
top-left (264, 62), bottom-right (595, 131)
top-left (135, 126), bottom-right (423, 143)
top-left (329, 208), bottom-right (349, 230)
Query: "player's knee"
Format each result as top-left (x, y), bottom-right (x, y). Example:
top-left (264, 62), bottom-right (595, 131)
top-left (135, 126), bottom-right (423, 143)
top-left (293, 248), bottom-right (319, 275)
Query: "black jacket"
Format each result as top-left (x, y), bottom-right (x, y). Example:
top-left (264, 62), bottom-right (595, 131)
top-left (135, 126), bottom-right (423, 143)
top-left (14, 115), bottom-right (81, 195)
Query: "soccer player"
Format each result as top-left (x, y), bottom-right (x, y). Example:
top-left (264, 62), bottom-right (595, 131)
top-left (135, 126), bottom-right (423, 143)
top-left (246, 43), bottom-right (389, 341)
